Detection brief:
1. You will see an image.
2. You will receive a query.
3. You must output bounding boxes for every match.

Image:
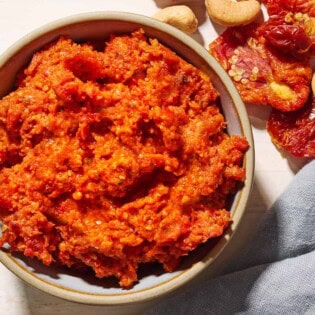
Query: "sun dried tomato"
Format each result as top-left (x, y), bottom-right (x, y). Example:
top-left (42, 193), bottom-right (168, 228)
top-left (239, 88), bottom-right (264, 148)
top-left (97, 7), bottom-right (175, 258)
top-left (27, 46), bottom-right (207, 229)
top-left (262, 24), bottom-right (312, 57)
top-left (261, 0), bottom-right (315, 57)
top-left (209, 24), bottom-right (312, 112)
top-left (267, 97), bottom-right (315, 157)
top-left (258, 7), bottom-right (314, 57)
top-left (311, 38), bottom-right (315, 55)
top-left (262, 0), bottom-right (315, 16)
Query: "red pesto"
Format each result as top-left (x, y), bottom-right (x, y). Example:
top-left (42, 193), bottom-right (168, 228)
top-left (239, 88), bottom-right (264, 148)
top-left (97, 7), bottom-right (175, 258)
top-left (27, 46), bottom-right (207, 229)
top-left (0, 29), bottom-right (248, 288)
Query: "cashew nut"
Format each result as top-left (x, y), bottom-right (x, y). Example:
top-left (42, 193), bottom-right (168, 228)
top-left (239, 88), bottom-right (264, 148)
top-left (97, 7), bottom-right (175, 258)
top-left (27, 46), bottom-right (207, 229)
top-left (312, 73), bottom-right (315, 95)
top-left (153, 5), bottom-right (198, 34)
top-left (205, 0), bottom-right (261, 27)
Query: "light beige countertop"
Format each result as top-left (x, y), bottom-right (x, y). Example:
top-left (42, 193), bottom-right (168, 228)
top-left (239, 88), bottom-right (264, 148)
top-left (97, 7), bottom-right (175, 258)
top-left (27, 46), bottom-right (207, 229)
top-left (0, 1), bottom-right (310, 314)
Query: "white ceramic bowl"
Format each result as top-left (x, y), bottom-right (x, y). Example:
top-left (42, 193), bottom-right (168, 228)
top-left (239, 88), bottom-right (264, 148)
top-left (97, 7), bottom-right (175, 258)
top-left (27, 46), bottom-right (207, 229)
top-left (0, 11), bottom-right (254, 306)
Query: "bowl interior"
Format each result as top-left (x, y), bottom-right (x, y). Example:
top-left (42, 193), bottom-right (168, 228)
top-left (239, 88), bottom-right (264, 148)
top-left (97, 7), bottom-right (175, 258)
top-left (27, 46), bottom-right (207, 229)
top-left (0, 12), bottom-right (254, 305)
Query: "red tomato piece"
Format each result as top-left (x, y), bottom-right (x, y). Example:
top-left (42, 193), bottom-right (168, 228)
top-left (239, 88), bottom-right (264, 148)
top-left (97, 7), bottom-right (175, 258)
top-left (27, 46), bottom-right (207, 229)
top-left (209, 24), bottom-right (312, 111)
top-left (262, 0), bottom-right (315, 17)
top-left (261, 20), bottom-right (312, 57)
top-left (267, 97), bottom-right (315, 157)
top-left (259, 8), bottom-right (314, 57)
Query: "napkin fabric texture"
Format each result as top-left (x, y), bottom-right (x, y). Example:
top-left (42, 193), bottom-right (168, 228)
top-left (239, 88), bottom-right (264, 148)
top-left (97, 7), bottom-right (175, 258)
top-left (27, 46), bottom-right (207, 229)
top-left (145, 160), bottom-right (315, 315)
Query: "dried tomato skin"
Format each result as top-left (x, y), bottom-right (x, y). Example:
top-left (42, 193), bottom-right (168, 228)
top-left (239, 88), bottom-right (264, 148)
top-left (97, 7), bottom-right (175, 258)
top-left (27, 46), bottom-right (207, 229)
top-left (260, 0), bottom-right (315, 58)
top-left (261, 24), bottom-right (312, 57)
top-left (262, 0), bottom-right (315, 16)
top-left (209, 23), bottom-right (312, 112)
top-left (267, 97), bottom-right (315, 157)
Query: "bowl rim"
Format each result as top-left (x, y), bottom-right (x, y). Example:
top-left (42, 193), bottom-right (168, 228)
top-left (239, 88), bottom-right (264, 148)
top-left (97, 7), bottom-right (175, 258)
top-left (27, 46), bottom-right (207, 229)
top-left (0, 11), bottom-right (255, 305)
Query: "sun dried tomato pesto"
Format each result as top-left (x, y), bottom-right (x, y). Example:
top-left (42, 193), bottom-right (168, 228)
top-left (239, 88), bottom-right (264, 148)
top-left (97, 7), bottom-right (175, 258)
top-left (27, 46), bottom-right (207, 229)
top-left (0, 29), bottom-right (248, 287)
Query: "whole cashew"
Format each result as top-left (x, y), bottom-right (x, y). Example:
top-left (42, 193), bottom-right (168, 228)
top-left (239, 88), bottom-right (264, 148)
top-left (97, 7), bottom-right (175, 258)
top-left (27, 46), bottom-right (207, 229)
top-left (205, 0), bottom-right (261, 27)
top-left (153, 5), bottom-right (198, 34)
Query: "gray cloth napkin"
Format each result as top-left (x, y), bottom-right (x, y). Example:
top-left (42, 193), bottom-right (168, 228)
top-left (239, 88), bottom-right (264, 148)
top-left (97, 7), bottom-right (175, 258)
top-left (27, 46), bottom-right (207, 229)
top-left (145, 160), bottom-right (315, 315)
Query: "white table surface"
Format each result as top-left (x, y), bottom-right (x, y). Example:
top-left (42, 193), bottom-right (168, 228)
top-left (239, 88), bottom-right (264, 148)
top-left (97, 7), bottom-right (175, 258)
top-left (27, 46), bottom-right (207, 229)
top-left (0, 1), bottom-right (311, 314)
